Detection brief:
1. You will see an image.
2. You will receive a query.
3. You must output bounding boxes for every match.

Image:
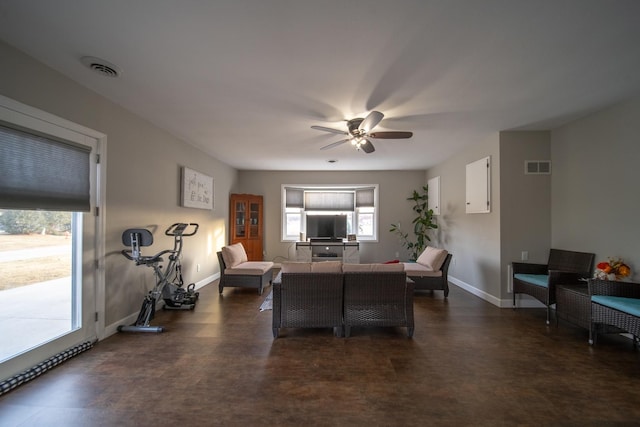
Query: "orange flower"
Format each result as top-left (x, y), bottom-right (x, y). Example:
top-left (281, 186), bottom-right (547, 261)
top-left (595, 257), bottom-right (632, 280)
top-left (618, 264), bottom-right (631, 277)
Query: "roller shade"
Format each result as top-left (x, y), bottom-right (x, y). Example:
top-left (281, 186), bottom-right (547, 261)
top-left (356, 188), bottom-right (375, 207)
top-left (285, 187), bottom-right (304, 208)
top-left (304, 191), bottom-right (354, 211)
top-left (0, 124), bottom-right (91, 212)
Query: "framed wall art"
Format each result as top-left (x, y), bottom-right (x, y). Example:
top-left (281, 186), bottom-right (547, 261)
top-left (181, 167), bottom-right (213, 210)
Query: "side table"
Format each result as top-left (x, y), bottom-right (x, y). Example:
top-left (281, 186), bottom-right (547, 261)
top-left (555, 284), bottom-right (590, 329)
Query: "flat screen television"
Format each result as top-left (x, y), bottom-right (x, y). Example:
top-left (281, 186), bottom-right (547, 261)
top-left (306, 215), bottom-right (347, 241)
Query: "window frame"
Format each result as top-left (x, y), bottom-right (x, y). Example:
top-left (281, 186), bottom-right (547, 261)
top-left (281, 184), bottom-right (379, 242)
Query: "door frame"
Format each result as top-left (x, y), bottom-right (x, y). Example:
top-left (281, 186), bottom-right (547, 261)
top-left (0, 94), bottom-right (106, 379)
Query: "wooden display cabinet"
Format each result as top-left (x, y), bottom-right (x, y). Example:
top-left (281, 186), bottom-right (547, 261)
top-left (229, 193), bottom-right (264, 261)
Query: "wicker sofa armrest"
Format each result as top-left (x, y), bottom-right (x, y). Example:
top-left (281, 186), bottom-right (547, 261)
top-left (588, 279), bottom-right (640, 298)
top-left (512, 262), bottom-right (548, 275)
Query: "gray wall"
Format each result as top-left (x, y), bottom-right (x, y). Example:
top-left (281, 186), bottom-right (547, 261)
top-left (0, 41), bottom-right (238, 326)
top-left (237, 170), bottom-right (426, 263)
top-left (426, 134), bottom-right (502, 303)
top-left (499, 131), bottom-right (551, 302)
top-left (425, 99), bottom-right (640, 306)
top-left (551, 98), bottom-right (640, 281)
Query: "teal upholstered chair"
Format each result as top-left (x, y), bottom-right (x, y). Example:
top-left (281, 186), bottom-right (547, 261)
top-left (512, 249), bottom-right (594, 324)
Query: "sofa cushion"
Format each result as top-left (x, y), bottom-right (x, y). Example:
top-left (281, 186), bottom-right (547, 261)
top-left (311, 261), bottom-right (343, 273)
top-left (342, 263), bottom-right (404, 272)
top-left (225, 261), bottom-right (273, 276)
top-left (402, 262), bottom-right (443, 277)
top-left (280, 262), bottom-right (312, 273)
top-left (221, 243), bottom-right (248, 268)
top-left (416, 247), bottom-right (448, 271)
top-left (514, 273), bottom-right (549, 288)
top-left (592, 295), bottom-right (640, 317)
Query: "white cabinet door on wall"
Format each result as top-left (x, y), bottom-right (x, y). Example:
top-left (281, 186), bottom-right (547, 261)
top-left (427, 176), bottom-right (440, 215)
top-left (466, 156), bottom-right (491, 213)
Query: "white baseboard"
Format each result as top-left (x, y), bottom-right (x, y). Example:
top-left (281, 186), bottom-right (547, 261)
top-left (449, 275), bottom-right (546, 309)
top-left (449, 275), bottom-right (502, 307)
top-left (103, 273), bottom-right (219, 338)
top-left (194, 273), bottom-right (218, 290)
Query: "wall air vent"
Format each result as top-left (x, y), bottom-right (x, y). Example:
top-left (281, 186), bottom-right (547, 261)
top-left (80, 56), bottom-right (122, 78)
top-left (525, 160), bottom-right (551, 175)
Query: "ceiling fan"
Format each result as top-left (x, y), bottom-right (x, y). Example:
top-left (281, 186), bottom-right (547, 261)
top-left (311, 111), bottom-right (413, 154)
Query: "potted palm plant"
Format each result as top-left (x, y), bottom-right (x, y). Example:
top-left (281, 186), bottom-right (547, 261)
top-left (390, 185), bottom-right (438, 261)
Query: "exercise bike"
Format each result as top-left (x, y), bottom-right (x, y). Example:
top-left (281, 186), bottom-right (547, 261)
top-left (118, 223), bottom-right (200, 333)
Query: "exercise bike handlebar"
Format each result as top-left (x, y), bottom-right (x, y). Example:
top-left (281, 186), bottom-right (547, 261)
top-left (165, 222), bottom-right (199, 237)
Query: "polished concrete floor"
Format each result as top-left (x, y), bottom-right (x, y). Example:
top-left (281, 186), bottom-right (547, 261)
top-left (1, 280), bottom-right (640, 426)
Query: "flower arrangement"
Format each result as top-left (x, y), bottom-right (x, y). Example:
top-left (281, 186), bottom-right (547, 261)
top-left (594, 257), bottom-right (632, 281)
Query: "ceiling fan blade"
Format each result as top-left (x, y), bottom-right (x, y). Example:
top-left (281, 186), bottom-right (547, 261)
top-left (320, 139), bottom-right (349, 150)
top-left (368, 131), bottom-right (413, 139)
top-left (359, 111), bottom-right (384, 133)
top-left (360, 139), bottom-right (375, 154)
top-left (311, 125), bottom-right (348, 135)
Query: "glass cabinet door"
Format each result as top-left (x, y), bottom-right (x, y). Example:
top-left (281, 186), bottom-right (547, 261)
top-left (249, 201), bottom-right (260, 238)
top-left (234, 200), bottom-right (246, 238)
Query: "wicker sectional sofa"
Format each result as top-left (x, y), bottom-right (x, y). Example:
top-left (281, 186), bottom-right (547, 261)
top-left (402, 247), bottom-right (452, 297)
top-left (272, 261), bottom-right (414, 338)
top-left (589, 278), bottom-right (640, 346)
top-left (217, 243), bottom-right (274, 295)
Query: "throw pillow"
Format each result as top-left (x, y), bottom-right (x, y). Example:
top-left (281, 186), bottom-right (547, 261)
top-left (311, 261), bottom-right (342, 273)
top-left (281, 262), bottom-right (312, 273)
top-left (416, 246), bottom-right (448, 271)
top-left (221, 243), bottom-right (248, 268)
top-left (342, 263), bottom-right (404, 272)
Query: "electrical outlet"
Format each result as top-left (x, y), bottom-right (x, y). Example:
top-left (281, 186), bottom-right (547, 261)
top-left (395, 252), bottom-right (399, 258)
top-left (521, 251), bottom-right (529, 261)
top-left (197, 264), bottom-right (201, 272)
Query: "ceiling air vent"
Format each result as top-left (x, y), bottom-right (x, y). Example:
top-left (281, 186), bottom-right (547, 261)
top-left (525, 160), bottom-right (551, 175)
top-left (80, 56), bottom-right (122, 78)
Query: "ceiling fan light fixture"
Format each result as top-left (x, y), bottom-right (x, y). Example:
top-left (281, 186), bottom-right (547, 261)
top-left (312, 110), bottom-right (412, 154)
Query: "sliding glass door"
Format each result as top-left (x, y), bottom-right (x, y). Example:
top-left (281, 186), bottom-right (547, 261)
top-left (0, 95), bottom-right (105, 380)
top-left (0, 210), bottom-right (80, 362)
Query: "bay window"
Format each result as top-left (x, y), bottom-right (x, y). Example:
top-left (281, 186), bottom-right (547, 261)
top-left (281, 185), bottom-right (378, 241)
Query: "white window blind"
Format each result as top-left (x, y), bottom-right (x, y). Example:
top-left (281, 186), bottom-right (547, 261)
top-left (0, 124), bottom-right (91, 212)
top-left (285, 187), bottom-right (304, 208)
top-left (355, 188), bottom-right (375, 207)
top-left (304, 191), bottom-right (355, 211)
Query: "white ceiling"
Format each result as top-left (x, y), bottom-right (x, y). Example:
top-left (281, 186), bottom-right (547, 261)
top-left (1, 0), bottom-right (640, 171)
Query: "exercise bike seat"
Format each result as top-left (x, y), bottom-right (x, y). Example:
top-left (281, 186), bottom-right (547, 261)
top-left (121, 228), bottom-right (174, 266)
top-left (123, 251), bottom-right (171, 266)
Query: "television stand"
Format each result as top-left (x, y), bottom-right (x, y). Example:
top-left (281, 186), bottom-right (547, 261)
top-left (295, 241), bottom-right (359, 263)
